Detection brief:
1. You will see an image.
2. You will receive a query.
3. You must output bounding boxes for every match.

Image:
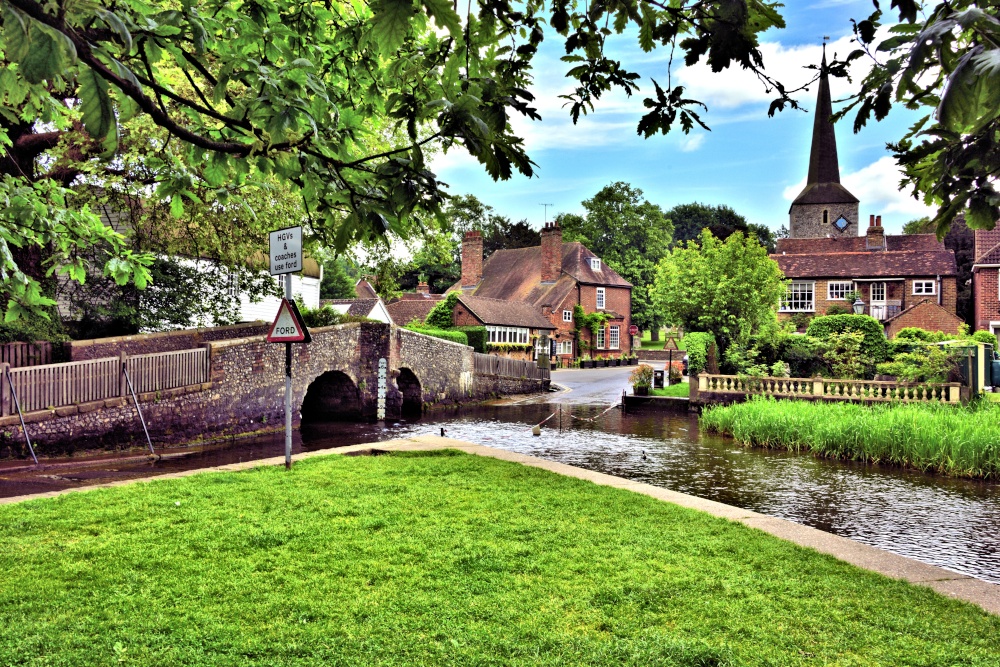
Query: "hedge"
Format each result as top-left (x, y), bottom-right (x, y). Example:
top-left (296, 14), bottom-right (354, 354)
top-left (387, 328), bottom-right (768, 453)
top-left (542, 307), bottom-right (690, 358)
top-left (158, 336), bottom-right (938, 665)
top-left (404, 325), bottom-right (468, 346)
top-left (455, 326), bottom-right (487, 353)
top-left (424, 292), bottom-right (460, 328)
top-left (805, 314), bottom-right (887, 364)
top-left (684, 332), bottom-right (716, 375)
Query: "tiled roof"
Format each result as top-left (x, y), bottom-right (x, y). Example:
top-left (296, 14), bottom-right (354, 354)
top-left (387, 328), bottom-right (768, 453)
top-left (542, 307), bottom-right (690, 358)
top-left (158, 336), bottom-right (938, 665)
top-left (459, 242), bottom-right (630, 309)
top-left (321, 299), bottom-right (380, 318)
top-left (772, 250), bottom-right (957, 278)
top-left (973, 228), bottom-right (1000, 264)
top-left (355, 280), bottom-right (378, 299)
top-left (457, 295), bottom-right (555, 329)
top-left (775, 234), bottom-right (944, 254)
top-left (385, 293), bottom-right (444, 325)
top-left (883, 298), bottom-right (963, 327)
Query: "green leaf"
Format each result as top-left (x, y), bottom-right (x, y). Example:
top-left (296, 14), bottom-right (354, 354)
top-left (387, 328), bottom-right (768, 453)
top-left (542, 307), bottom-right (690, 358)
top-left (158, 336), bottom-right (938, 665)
top-left (937, 46), bottom-right (1000, 134)
top-left (2, 4), bottom-right (29, 62)
top-left (96, 9), bottom-right (133, 51)
top-left (18, 28), bottom-right (67, 84)
top-left (423, 0), bottom-right (461, 36)
top-left (170, 194), bottom-right (185, 218)
top-left (78, 67), bottom-right (117, 150)
top-left (371, 0), bottom-right (416, 54)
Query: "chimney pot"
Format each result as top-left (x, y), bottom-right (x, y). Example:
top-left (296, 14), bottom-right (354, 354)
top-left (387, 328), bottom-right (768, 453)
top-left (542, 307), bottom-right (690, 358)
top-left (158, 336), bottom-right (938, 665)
top-left (416, 281), bottom-right (429, 294)
top-left (876, 215), bottom-right (882, 227)
top-left (869, 214), bottom-right (875, 227)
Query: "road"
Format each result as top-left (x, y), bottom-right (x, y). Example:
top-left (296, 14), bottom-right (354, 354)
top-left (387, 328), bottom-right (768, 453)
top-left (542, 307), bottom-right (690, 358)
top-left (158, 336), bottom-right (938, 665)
top-left (543, 366), bottom-right (635, 404)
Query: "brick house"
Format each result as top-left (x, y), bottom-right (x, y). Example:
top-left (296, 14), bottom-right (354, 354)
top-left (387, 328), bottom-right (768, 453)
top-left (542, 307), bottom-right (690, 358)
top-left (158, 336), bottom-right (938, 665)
top-left (452, 295), bottom-right (556, 361)
top-left (385, 282), bottom-right (445, 326)
top-left (971, 228), bottom-right (1000, 336)
top-left (452, 222), bottom-right (632, 362)
top-left (772, 51), bottom-right (960, 336)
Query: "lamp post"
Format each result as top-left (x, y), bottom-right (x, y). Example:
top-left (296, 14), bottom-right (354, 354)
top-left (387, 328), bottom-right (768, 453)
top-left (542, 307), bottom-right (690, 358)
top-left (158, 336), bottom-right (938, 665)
top-left (852, 297), bottom-right (865, 315)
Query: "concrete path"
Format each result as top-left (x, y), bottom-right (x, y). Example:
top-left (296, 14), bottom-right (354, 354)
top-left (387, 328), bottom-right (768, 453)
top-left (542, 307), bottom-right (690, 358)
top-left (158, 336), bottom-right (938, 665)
top-left (2, 435), bottom-right (997, 616)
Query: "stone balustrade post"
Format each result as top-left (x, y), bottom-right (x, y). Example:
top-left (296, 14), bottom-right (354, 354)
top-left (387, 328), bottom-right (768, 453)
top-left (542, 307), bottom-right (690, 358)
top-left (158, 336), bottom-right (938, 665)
top-left (698, 374), bottom-right (708, 392)
top-left (812, 377), bottom-right (824, 396)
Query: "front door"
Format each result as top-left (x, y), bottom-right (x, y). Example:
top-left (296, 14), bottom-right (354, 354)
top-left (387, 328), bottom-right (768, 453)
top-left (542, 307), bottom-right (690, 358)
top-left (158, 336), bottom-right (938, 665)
top-left (870, 282), bottom-right (887, 320)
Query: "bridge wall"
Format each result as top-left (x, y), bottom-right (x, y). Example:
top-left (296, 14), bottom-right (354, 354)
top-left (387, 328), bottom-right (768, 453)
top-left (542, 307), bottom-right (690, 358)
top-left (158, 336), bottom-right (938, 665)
top-left (1, 323), bottom-right (545, 456)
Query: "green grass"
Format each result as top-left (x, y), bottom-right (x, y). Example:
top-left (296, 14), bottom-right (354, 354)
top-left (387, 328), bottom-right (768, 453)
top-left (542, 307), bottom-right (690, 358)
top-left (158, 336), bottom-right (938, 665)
top-left (701, 397), bottom-right (1000, 479)
top-left (640, 330), bottom-right (686, 350)
top-left (1, 452), bottom-right (998, 666)
top-left (651, 382), bottom-right (690, 397)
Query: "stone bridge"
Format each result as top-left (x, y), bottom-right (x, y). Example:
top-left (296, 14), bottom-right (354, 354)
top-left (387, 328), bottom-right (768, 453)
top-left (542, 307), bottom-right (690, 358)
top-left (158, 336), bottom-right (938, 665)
top-left (4, 322), bottom-right (548, 454)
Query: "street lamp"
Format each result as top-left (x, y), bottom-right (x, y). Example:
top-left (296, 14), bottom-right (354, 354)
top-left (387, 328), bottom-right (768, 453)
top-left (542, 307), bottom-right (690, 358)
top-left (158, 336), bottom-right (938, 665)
top-left (852, 297), bottom-right (865, 315)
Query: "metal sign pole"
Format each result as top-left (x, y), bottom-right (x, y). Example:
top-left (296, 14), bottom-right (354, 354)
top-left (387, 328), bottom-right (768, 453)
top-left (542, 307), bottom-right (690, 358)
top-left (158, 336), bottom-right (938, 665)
top-left (285, 274), bottom-right (293, 470)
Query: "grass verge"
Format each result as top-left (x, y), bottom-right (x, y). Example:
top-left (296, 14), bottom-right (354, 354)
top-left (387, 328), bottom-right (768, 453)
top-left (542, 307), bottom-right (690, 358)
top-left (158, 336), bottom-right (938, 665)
top-left (1, 451), bottom-right (998, 665)
top-left (700, 397), bottom-right (1000, 478)
top-left (640, 331), bottom-right (686, 350)
top-left (651, 382), bottom-right (690, 397)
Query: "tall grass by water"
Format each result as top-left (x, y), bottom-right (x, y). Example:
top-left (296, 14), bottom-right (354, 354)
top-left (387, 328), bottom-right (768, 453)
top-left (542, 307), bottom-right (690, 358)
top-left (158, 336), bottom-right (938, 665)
top-left (700, 397), bottom-right (1000, 479)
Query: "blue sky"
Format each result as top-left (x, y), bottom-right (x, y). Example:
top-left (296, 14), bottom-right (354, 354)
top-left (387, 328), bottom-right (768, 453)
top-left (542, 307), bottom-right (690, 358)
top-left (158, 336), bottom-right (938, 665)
top-left (430, 1), bottom-right (931, 236)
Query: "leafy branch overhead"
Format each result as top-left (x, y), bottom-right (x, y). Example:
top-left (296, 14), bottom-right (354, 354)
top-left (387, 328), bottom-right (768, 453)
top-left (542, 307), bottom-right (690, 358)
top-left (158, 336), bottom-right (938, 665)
top-left (833, 0), bottom-right (1000, 236)
top-left (0, 0), bottom-right (798, 316)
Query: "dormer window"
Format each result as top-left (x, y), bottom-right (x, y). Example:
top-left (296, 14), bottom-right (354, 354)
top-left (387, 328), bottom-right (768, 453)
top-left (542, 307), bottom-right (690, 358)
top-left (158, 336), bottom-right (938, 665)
top-left (589, 258), bottom-right (601, 271)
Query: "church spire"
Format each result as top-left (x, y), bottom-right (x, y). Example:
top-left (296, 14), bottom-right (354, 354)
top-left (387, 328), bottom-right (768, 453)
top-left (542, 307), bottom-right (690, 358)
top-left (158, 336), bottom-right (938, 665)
top-left (806, 50), bottom-right (841, 185)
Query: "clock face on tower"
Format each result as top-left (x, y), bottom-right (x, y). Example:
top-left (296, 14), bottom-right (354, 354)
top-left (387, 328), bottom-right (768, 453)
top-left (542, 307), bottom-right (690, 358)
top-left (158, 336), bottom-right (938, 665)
top-left (834, 216), bottom-right (850, 231)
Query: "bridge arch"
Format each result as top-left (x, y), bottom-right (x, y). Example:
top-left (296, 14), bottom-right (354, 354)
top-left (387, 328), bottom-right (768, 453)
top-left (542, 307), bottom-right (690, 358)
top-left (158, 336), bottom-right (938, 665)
top-left (301, 370), bottom-right (362, 422)
top-left (396, 367), bottom-right (422, 417)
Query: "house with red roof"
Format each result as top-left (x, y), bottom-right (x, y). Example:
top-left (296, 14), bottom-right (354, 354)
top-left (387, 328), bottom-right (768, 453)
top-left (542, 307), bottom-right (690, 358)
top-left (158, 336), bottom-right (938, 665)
top-left (971, 229), bottom-right (1000, 336)
top-left (452, 222), bottom-right (632, 362)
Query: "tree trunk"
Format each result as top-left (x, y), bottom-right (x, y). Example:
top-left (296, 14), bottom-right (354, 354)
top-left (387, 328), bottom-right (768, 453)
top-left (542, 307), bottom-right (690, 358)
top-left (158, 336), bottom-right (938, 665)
top-left (650, 328), bottom-right (660, 342)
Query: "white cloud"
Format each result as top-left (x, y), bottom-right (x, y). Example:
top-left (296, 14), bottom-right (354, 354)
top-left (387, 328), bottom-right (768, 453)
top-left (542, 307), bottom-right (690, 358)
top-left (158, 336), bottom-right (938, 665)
top-left (679, 134), bottom-right (705, 152)
top-left (782, 156), bottom-right (934, 231)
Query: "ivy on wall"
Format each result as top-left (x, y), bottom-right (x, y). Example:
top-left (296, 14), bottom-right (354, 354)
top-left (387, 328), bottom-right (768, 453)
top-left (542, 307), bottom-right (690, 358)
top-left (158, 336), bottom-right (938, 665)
top-left (572, 305), bottom-right (613, 354)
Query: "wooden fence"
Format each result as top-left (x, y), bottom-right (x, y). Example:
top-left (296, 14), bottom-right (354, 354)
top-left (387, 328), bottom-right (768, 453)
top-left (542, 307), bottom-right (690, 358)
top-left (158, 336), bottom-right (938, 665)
top-left (1, 348), bottom-right (210, 415)
top-left (474, 352), bottom-right (550, 381)
top-left (1, 341), bottom-right (53, 368)
top-left (698, 374), bottom-right (961, 404)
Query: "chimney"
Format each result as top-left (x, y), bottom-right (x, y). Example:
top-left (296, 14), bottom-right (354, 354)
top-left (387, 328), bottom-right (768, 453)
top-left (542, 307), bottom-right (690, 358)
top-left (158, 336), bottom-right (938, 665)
top-left (461, 230), bottom-right (483, 287)
top-left (866, 214), bottom-right (885, 250)
top-left (416, 281), bottom-right (429, 294)
top-left (540, 221), bottom-right (562, 283)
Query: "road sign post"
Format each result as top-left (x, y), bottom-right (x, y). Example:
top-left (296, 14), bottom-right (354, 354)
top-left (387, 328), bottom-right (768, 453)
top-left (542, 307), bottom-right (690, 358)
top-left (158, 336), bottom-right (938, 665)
top-left (268, 226), bottom-right (308, 470)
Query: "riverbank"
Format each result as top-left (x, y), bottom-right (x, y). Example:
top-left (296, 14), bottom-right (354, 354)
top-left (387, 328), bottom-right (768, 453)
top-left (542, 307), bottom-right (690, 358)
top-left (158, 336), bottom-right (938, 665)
top-left (700, 397), bottom-right (1000, 479)
top-left (1, 442), bottom-right (997, 665)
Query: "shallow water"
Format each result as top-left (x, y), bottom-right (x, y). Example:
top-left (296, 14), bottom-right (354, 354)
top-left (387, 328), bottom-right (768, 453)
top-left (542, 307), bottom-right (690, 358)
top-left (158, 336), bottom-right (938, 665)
top-left (2, 399), bottom-right (998, 585)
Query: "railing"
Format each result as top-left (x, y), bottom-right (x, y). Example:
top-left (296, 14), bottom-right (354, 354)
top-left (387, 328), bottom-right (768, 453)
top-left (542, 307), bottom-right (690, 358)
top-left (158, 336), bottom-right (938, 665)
top-left (1, 341), bottom-right (53, 368)
top-left (698, 374), bottom-right (961, 404)
top-left (474, 352), bottom-right (550, 380)
top-left (125, 348), bottom-right (210, 394)
top-left (869, 302), bottom-right (902, 321)
top-left (2, 348), bottom-right (210, 415)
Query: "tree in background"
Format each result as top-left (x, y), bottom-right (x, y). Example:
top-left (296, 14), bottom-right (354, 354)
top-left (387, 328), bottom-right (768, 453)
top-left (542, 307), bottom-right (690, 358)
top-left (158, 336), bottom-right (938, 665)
top-left (318, 255), bottom-right (359, 300)
top-left (557, 182), bottom-right (672, 339)
top-left (903, 214), bottom-right (974, 325)
top-left (667, 202), bottom-right (775, 252)
top-left (653, 229), bottom-right (785, 359)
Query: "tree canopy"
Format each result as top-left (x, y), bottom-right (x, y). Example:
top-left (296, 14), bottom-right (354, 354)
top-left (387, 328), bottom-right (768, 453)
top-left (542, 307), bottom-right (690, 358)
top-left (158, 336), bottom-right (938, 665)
top-left (667, 202), bottom-right (775, 252)
top-left (653, 228), bottom-right (785, 357)
top-left (0, 0), bottom-right (794, 318)
top-left (557, 182), bottom-right (672, 334)
top-left (837, 0), bottom-right (1000, 236)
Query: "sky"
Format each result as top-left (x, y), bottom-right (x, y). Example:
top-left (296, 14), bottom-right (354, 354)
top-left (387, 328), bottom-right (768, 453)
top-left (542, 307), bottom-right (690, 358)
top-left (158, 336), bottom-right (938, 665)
top-left (429, 1), bottom-right (932, 236)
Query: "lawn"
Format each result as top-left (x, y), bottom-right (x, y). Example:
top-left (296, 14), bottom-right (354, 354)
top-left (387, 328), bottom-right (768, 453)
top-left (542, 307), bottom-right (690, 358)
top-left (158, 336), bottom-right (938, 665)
top-left (701, 397), bottom-right (1000, 479)
top-left (640, 330), bottom-right (685, 350)
top-left (1, 452), bottom-right (997, 666)
top-left (651, 382), bottom-right (690, 397)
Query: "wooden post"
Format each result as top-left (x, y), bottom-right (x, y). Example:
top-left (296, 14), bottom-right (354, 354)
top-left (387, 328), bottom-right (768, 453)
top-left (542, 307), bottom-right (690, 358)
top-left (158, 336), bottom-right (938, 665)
top-left (119, 351), bottom-right (128, 397)
top-left (0, 362), bottom-right (8, 417)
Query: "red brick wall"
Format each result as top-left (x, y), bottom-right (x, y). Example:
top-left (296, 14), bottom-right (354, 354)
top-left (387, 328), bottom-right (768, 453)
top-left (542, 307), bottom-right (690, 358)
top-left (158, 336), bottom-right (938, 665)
top-left (974, 267), bottom-right (1000, 332)
top-left (885, 300), bottom-right (965, 338)
top-left (776, 277), bottom-right (959, 324)
top-left (540, 224), bottom-right (562, 282)
top-left (461, 231), bottom-right (483, 287)
top-left (451, 303), bottom-right (481, 328)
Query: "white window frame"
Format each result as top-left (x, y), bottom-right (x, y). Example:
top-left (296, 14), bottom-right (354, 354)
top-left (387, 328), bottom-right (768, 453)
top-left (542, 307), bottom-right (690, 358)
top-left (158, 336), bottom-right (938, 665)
top-left (596, 287), bottom-right (606, 310)
top-left (562, 309), bottom-right (573, 322)
top-left (609, 325), bottom-right (620, 350)
top-left (827, 281), bottom-right (853, 301)
top-left (560, 341), bottom-right (573, 355)
top-left (780, 281), bottom-right (815, 312)
top-left (596, 327), bottom-right (606, 349)
top-left (913, 280), bottom-right (936, 295)
top-left (486, 326), bottom-right (530, 345)
top-left (589, 258), bottom-right (601, 271)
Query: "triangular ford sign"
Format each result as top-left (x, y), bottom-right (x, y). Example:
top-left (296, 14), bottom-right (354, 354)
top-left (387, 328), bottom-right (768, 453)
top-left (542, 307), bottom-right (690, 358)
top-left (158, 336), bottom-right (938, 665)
top-left (267, 299), bottom-right (312, 343)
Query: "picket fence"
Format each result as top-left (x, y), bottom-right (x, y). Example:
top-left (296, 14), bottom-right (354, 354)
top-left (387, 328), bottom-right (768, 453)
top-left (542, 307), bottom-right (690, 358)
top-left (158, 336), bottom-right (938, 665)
top-left (0, 341), bottom-right (53, 368)
top-left (698, 374), bottom-right (961, 404)
top-left (474, 352), bottom-right (550, 381)
top-left (1, 348), bottom-right (209, 415)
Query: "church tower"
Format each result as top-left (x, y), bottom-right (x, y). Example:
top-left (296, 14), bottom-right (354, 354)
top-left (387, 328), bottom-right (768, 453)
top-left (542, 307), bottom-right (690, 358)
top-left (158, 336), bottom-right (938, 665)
top-left (788, 51), bottom-right (860, 238)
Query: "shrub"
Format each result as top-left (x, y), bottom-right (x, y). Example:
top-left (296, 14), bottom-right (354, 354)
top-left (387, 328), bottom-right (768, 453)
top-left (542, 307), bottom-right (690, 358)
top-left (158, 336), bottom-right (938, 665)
top-left (806, 314), bottom-right (887, 367)
top-left (486, 342), bottom-right (531, 354)
top-left (629, 364), bottom-right (654, 387)
top-left (822, 331), bottom-right (865, 379)
top-left (454, 326), bottom-right (487, 353)
top-left (0, 310), bottom-right (69, 343)
top-left (825, 304), bottom-right (851, 316)
top-left (424, 292), bottom-right (460, 329)
top-left (684, 332), bottom-right (716, 374)
top-left (779, 334), bottom-right (824, 377)
top-left (894, 327), bottom-right (955, 343)
top-left (876, 345), bottom-right (959, 383)
top-left (770, 361), bottom-right (789, 378)
top-left (790, 312), bottom-right (812, 331)
top-left (971, 330), bottom-right (997, 347)
top-left (404, 325), bottom-right (468, 346)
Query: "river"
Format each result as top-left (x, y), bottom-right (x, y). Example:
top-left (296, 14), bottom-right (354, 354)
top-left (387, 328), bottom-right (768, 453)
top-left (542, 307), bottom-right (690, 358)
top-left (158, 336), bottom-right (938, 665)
top-left (1, 367), bottom-right (998, 584)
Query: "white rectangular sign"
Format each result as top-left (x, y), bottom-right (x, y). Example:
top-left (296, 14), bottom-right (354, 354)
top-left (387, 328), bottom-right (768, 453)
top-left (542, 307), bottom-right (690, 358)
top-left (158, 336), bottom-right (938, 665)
top-left (269, 225), bottom-right (302, 275)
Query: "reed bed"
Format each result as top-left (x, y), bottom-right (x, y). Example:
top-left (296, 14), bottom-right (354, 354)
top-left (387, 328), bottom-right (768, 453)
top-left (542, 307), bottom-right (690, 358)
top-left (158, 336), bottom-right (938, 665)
top-left (700, 397), bottom-right (1000, 479)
